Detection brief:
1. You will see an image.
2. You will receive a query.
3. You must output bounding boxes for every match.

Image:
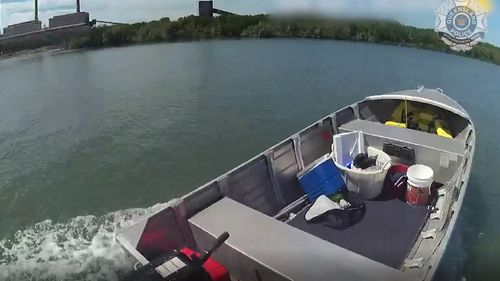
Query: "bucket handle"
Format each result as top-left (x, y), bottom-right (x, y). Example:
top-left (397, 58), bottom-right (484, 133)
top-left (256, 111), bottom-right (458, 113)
top-left (349, 137), bottom-right (358, 157)
top-left (381, 160), bottom-right (392, 171)
top-left (395, 175), bottom-right (408, 189)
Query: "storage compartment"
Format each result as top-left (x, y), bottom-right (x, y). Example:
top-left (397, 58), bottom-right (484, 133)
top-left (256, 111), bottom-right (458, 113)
top-left (357, 99), bottom-right (471, 141)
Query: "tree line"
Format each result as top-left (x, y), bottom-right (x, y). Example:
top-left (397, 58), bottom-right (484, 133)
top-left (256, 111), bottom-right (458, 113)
top-left (69, 15), bottom-right (500, 65)
top-left (2, 14), bottom-right (499, 65)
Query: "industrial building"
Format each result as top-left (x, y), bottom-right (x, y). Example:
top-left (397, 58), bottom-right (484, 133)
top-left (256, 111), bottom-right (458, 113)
top-left (2, 0), bottom-right (41, 36)
top-left (0, 0), bottom-right (92, 53)
top-left (49, 12), bottom-right (90, 28)
top-left (198, 1), bottom-right (235, 17)
top-left (199, 1), bottom-right (215, 17)
top-left (49, 0), bottom-right (89, 28)
top-left (0, 0), bottom-right (235, 54)
top-left (1, 0), bottom-right (90, 38)
top-left (3, 20), bottom-right (42, 37)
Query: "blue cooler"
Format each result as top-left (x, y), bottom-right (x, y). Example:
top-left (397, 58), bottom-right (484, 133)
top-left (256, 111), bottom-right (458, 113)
top-left (297, 154), bottom-right (345, 201)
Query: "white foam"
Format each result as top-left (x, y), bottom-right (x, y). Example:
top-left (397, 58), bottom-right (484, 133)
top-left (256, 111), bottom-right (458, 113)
top-left (0, 200), bottom-right (177, 281)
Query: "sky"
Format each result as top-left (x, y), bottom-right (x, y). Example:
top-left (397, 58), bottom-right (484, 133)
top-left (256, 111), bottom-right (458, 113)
top-left (0, 0), bottom-right (499, 46)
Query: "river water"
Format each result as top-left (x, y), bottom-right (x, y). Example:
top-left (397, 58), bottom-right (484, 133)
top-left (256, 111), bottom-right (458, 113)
top-left (0, 40), bottom-right (498, 280)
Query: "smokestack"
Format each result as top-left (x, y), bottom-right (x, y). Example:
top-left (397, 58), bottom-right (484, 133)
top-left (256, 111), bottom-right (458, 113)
top-left (77, 0), bottom-right (81, 13)
top-left (35, 0), bottom-right (38, 20)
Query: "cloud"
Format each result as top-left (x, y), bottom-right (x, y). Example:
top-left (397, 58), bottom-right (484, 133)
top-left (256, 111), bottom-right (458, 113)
top-left (270, 0), bottom-right (443, 21)
top-left (1, 0), bottom-right (29, 4)
top-left (80, 0), bottom-right (193, 23)
top-left (0, 0), bottom-right (443, 29)
top-left (0, 0), bottom-right (195, 28)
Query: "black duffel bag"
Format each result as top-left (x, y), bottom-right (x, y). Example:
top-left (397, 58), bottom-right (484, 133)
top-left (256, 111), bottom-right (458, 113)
top-left (309, 191), bottom-right (366, 230)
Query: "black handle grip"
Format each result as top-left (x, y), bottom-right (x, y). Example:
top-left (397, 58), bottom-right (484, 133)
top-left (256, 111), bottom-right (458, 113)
top-left (199, 231), bottom-right (229, 264)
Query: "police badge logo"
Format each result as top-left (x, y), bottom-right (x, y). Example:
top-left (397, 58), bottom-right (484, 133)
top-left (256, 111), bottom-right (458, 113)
top-left (435, 0), bottom-right (488, 51)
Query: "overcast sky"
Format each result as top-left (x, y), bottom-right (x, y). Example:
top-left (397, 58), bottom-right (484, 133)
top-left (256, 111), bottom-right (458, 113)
top-left (0, 0), bottom-right (499, 46)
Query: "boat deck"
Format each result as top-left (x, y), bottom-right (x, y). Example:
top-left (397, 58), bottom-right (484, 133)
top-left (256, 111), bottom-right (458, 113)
top-left (288, 191), bottom-right (431, 268)
top-left (189, 197), bottom-right (410, 281)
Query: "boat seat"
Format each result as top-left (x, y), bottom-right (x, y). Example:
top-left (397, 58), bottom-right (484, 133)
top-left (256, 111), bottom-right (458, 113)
top-left (188, 197), bottom-right (412, 281)
top-left (340, 119), bottom-right (464, 183)
top-left (339, 119), bottom-right (465, 156)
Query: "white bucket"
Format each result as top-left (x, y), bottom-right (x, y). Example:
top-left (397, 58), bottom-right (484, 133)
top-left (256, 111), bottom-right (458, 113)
top-left (332, 146), bottom-right (392, 200)
top-left (406, 164), bottom-right (434, 206)
top-left (407, 164), bottom-right (434, 187)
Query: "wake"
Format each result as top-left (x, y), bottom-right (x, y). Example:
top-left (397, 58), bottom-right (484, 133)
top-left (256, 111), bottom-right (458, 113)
top-left (0, 202), bottom-right (173, 281)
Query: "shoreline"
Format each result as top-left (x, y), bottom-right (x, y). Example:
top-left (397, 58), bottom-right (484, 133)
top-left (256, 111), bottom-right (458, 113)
top-left (60, 38), bottom-right (500, 67)
top-left (1, 14), bottom-right (499, 65)
top-left (0, 46), bottom-right (61, 61)
top-left (0, 46), bottom-right (84, 61)
top-left (2, 38), bottom-right (499, 67)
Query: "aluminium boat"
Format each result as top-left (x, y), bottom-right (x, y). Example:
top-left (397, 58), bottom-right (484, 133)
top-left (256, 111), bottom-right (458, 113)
top-left (117, 87), bottom-right (475, 281)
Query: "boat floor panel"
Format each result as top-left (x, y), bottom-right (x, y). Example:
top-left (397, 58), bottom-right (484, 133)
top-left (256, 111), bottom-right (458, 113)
top-left (288, 195), bottom-right (430, 268)
top-left (189, 197), bottom-right (408, 281)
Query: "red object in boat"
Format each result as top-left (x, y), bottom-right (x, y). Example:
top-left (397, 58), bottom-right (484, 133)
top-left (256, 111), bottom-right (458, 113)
top-left (322, 130), bottom-right (331, 141)
top-left (405, 183), bottom-right (431, 206)
top-left (385, 164), bottom-right (409, 199)
top-left (180, 247), bottom-right (231, 281)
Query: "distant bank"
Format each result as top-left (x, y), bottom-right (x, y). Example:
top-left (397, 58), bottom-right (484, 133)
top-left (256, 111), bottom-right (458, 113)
top-left (3, 14), bottom-right (500, 66)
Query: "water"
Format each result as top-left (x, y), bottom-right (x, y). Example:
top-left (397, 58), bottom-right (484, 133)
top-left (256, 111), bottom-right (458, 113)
top-left (0, 40), bottom-right (499, 280)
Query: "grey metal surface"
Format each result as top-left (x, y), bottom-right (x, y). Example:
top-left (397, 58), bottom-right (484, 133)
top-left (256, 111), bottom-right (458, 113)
top-left (178, 181), bottom-right (223, 219)
top-left (116, 220), bottom-right (150, 265)
top-left (339, 119), bottom-right (464, 184)
top-left (218, 156), bottom-right (280, 216)
top-left (268, 140), bottom-right (305, 206)
top-left (300, 119), bottom-right (334, 167)
top-left (358, 99), bottom-right (400, 123)
top-left (340, 119), bottom-right (464, 156)
top-left (215, 116), bottom-right (334, 216)
top-left (365, 88), bottom-right (470, 121)
top-left (189, 197), bottom-right (411, 281)
top-left (420, 133), bottom-right (475, 281)
top-left (190, 219), bottom-right (291, 281)
top-left (335, 106), bottom-right (357, 129)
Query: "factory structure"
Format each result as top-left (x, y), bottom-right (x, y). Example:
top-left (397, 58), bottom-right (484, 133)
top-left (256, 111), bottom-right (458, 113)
top-left (198, 1), bottom-right (235, 17)
top-left (0, 0), bottom-right (236, 53)
top-left (0, 0), bottom-right (93, 52)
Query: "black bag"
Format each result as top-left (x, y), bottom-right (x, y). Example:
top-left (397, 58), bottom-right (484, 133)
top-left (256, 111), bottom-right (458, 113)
top-left (311, 192), bottom-right (366, 230)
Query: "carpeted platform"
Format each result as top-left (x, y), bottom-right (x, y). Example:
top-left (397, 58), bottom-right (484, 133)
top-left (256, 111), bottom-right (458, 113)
top-left (288, 196), bottom-right (430, 268)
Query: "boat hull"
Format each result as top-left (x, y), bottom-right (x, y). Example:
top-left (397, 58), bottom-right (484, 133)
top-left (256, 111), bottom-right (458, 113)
top-left (116, 88), bottom-right (475, 281)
